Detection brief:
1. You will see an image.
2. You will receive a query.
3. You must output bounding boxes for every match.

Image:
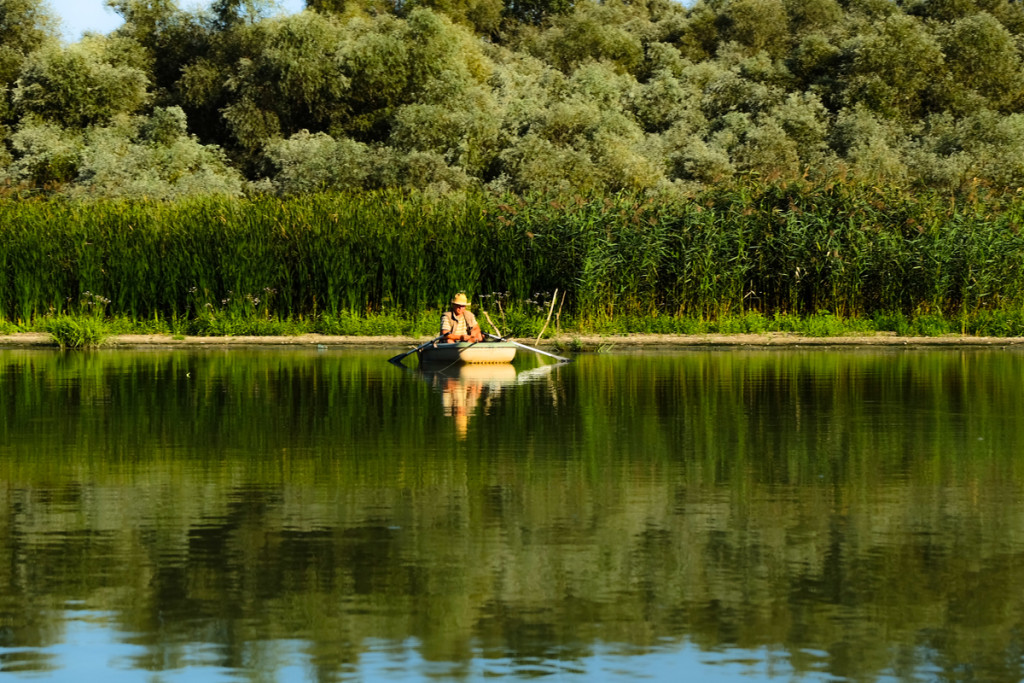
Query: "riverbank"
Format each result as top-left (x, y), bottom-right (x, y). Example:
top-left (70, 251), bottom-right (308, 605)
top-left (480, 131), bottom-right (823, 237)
top-left (3, 332), bottom-right (1024, 349)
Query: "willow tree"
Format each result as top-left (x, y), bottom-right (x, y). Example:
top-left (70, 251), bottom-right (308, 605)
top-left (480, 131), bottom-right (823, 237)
top-left (400, 0), bottom-right (504, 37)
top-left (0, 0), bottom-right (58, 172)
top-left (106, 0), bottom-right (214, 107)
top-left (844, 13), bottom-right (945, 122)
top-left (335, 9), bottom-right (495, 139)
top-left (0, 0), bottom-right (57, 85)
top-left (716, 0), bottom-right (792, 59)
top-left (13, 36), bottom-right (151, 129)
top-left (939, 12), bottom-right (1024, 112)
top-left (72, 106), bottom-right (244, 199)
top-left (502, 0), bottom-right (574, 26)
top-left (527, 0), bottom-right (645, 75)
top-left (176, 9), bottom-right (349, 174)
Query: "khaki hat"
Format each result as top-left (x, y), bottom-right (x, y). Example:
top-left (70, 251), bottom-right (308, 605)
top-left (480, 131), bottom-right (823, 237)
top-left (451, 293), bottom-right (470, 307)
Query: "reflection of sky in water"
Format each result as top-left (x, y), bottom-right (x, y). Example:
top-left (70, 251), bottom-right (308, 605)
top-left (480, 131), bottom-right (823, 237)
top-left (9, 612), bottom-right (854, 681)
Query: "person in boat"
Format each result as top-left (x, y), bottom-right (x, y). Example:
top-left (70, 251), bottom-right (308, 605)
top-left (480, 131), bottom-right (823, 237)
top-left (441, 292), bottom-right (484, 343)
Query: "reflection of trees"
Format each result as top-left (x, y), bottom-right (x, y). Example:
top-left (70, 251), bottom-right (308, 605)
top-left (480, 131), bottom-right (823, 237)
top-left (0, 348), bottom-right (1024, 680)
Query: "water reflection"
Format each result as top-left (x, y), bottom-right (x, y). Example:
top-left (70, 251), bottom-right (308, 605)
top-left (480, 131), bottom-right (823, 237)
top-left (418, 362), bottom-right (559, 439)
top-left (1, 347), bottom-right (1024, 681)
top-left (420, 363), bottom-right (518, 438)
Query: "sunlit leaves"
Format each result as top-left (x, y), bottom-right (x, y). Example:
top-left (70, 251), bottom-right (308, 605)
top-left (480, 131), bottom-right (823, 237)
top-left (402, 0), bottom-right (504, 36)
top-left (8, 106), bottom-right (243, 197)
top-left (846, 14), bottom-right (945, 121)
top-left (388, 88), bottom-right (503, 174)
top-left (526, 0), bottom-right (644, 74)
top-left (770, 91), bottom-right (830, 162)
top-left (939, 12), bottom-right (1024, 111)
top-left (911, 109), bottom-right (1024, 190)
top-left (214, 12), bottom-right (351, 154)
top-left (495, 133), bottom-right (600, 193)
top-left (783, 0), bottom-right (842, 33)
top-left (788, 31), bottom-right (843, 90)
top-left (13, 37), bottom-right (150, 128)
top-left (634, 67), bottom-right (701, 134)
top-left (0, 0), bottom-right (58, 86)
top-left (74, 108), bottom-right (244, 199)
top-left (337, 9), bottom-right (491, 138)
top-left (503, 0), bottom-right (574, 26)
top-left (717, 0), bottom-right (791, 59)
top-left (263, 130), bottom-right (370, 193)
top-left (210, 0), bottom-right (280, 28)
top-left (6, 0), bottom-right (1024, 196)
top-left (665, 129), bottom-right (735, 183)
top-left (9, 121), bottom-right (84, 186)
top-left (830, 104), bottom-right (909, 183)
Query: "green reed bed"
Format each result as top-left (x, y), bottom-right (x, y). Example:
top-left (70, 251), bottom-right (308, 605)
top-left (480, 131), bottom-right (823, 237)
top-left (9, 307), bottom-right (1024, 341)
top-left (3, 183), bottom-right (1024, 337)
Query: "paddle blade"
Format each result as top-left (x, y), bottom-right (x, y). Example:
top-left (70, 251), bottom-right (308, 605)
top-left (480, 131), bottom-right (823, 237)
top-left (388, 336), bottom-right (442, 365)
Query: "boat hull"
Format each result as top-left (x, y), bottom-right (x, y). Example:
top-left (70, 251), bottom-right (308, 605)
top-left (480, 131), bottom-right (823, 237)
top-left (417, 341), bottom-right (517, 364)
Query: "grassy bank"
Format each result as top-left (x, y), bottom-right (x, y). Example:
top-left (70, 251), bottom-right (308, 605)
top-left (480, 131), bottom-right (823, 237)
top-left (3, 183), bottom-right (1024, 342)
top-left (11, 308), bottom-right (1024, 349)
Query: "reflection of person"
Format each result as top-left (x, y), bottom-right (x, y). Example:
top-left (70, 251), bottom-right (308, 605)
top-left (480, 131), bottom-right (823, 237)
top-left (441, 377), bottom-right (483, 439)
top-left (440, 292), bottom-right (483, 343)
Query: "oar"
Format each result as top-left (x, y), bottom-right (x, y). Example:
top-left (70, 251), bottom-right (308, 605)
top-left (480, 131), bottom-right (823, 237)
top-left (388, 335), bottom-right (442, 365)
top-left (485, 333), bottom-right (572, 363)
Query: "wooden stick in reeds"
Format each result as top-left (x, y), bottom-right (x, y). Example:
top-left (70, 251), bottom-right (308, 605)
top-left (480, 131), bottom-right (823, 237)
top-left (555, 290), bottom-right (565, 336)
top-left (482, 309), bottom-right (502, 338)
top-left (536, 288), bottom-right (558, 346)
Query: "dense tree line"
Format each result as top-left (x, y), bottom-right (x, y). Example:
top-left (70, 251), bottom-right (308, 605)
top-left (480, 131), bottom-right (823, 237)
top-left (3, 0), bottom-right (1024, 199)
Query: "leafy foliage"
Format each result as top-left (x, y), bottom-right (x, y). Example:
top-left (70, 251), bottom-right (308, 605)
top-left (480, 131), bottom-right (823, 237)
top-left (13, 36), bottom-right (150, 128)
top-left (7, 107), bottom-right (243, 196)
top-left (2, 0), bottom-right (1024, 195)
top-left (0, 0), bottom-right (58, 88)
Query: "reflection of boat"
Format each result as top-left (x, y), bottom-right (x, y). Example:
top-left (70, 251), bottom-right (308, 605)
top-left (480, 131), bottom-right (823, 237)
top-left (409, 356), bottom-right (562, 439)
top-left (413, 363), bottom-right (517, 439)
top-left (417, 341), bottom-right (516, 364)
top-left (436, 363), bottom-right (519, 382)
top-left (417, 359), bottom-right (557, 386)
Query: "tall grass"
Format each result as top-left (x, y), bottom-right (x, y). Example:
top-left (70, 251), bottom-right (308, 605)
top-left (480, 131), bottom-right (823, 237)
top-left (3, 183), bottom-right (1024, 330)
top-left (45, 315), bottom-right (109, 348)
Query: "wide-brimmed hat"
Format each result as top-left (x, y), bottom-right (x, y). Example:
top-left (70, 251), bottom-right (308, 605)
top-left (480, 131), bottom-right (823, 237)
top-left (451, 293), bottom-right (471, 307)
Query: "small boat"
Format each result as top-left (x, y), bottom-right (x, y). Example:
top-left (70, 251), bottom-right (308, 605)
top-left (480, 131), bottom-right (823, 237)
top-left (417, 340), bottom-right (517, 365)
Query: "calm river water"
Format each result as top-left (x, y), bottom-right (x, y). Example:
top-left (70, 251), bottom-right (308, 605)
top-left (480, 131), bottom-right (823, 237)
top-left (1, 345), bottom-right (1024, 682)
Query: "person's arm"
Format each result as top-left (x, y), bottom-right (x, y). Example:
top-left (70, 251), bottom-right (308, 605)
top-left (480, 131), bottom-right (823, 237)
top-left (440, 312), bottom-right (457, 342)
top-left (466, 312), bottom-right (483, 342)
top-left (449, 326), bottom-right (473, 342)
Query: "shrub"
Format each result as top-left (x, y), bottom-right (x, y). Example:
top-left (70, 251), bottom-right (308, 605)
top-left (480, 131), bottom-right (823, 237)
top-left (45, 314), bottom-right (109, 349)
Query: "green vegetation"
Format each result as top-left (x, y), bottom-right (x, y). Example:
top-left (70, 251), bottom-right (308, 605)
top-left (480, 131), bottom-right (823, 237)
top-left (3, 187), bottom-right (1024, 338)
top-left (3, 349), bottom-right (1024, 679)
top-left (43, 314), bottom-right (109, 348)
top-left (3, 0), bottom-right (1024, 195)
top-left (11, 306), bottom-right (1024, 339)
top-left (4, 0), bottom-right (1024, 336)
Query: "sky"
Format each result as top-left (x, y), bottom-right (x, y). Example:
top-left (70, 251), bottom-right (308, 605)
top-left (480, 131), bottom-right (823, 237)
top-left (47, 0), bottom-right (307, 42)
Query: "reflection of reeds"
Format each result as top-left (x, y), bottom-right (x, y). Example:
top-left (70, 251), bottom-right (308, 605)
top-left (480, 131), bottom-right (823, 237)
top-left (2, 349), bottom-right (1024, 678)
top-left (2, 185), bottom-right (1024, 327)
